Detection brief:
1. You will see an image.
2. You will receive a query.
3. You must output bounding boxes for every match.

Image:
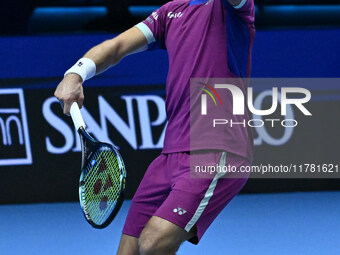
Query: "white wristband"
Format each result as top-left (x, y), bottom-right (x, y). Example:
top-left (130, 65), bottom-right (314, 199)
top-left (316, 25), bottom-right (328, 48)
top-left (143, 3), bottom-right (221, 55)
top-left (64, 58), bottom-right (96, 82)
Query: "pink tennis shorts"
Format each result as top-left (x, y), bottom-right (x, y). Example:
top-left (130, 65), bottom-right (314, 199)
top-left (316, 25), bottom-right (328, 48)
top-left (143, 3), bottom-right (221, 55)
top-left (123, 150), bottom-right (250, 244)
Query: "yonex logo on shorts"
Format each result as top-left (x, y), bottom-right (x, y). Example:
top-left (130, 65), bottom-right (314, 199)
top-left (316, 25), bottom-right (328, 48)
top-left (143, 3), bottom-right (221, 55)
top-left (173, 207), bottom-right (187, 215)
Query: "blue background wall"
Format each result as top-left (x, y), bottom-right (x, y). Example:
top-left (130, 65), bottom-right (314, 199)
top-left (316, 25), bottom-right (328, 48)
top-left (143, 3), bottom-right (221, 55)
top-left (0, 29), bottom-right (339, 204)
top-left (1, 29), bottom-right (339, 84)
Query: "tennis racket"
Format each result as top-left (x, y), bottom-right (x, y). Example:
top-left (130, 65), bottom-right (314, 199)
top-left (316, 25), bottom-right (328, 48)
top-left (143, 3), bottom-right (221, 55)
top-left (70, 102), bottom-right (126, 229)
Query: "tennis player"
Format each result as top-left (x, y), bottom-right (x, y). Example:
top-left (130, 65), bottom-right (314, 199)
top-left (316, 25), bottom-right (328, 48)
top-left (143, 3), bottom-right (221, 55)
top-left (55, 0), bottom-right (255, 254)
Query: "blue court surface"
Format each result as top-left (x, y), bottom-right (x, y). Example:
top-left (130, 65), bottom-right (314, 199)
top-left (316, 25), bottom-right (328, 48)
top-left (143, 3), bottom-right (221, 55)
top-left (1, 192), bottom-right (339, 255)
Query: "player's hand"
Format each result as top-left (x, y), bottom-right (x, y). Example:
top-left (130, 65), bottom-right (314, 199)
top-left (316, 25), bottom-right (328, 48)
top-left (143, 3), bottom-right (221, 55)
top-left (54, 73), bottom-right (84, 115)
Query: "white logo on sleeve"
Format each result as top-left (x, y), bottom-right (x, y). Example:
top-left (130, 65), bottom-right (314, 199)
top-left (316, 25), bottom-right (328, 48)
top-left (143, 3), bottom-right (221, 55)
top-left (152, 12), bottom-right (159, 20)
top-left (173, 207), bottom-right (187, 215)
top-left (168, 11), bottom-right (183, 19)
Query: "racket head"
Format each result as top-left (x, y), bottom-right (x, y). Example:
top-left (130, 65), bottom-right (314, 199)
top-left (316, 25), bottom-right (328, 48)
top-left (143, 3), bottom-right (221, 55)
top-left (78, 128), bottom-right (126, 229)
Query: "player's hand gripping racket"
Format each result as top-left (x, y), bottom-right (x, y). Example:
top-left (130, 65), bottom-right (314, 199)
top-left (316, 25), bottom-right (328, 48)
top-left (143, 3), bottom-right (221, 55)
top-left (70, 102), bottom-right (126, 229)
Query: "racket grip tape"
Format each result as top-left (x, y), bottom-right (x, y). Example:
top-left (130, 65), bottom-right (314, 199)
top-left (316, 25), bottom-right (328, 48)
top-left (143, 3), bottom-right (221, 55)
top-left (70, 102), bottom-right (86, 131)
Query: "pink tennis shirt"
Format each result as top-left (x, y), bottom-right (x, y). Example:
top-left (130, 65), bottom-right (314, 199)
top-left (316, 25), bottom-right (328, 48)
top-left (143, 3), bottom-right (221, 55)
top-left (136, 0), bottom-right (255, 161)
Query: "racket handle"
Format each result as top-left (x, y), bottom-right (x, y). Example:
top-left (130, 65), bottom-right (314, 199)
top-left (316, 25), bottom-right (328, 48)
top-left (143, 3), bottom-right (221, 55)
top-left (70, 102), bottom-right (86, 131)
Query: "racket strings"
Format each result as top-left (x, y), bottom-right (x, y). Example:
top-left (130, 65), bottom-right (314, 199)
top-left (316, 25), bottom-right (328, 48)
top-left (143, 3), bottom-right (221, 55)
top-left (81, 148), bottom-right (124, 225)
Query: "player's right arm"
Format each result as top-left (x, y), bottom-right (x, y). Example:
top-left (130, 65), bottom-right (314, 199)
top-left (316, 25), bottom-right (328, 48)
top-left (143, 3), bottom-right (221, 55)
top-left (54, 27), bottom-right (148, 114)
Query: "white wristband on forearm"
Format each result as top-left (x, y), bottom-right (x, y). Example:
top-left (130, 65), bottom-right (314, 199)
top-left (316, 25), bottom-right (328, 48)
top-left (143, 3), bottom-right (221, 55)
top-left (64, 58), bottom-right (96, 82)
